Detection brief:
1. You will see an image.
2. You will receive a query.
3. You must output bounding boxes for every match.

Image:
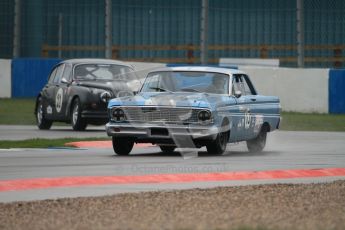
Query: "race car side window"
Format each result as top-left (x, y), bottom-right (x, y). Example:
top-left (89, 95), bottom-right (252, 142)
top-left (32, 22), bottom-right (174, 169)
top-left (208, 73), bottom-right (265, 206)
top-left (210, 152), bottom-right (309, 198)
top-left (53, 64), bottom-right (65, 84)
top-left (232, 74), bottom-right (256, 96)
top-left (232, 75), bottom-right (245, 95)
top-left (62, 64), bottom-right (72, 82)
top-left (48, 67), bottom-right (58, 84)
top-left (242, 75), bottom-right (257, 95)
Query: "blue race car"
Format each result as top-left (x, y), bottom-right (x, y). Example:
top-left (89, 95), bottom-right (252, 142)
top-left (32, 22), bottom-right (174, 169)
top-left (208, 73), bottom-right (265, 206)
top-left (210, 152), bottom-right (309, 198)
top-left (106, 66), bottom-right (281, 155)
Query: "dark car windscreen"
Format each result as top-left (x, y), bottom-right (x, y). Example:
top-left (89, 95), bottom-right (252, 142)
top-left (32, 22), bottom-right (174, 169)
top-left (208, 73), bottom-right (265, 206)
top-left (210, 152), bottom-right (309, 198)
top-left (74, 64), bottom-right (136, 81)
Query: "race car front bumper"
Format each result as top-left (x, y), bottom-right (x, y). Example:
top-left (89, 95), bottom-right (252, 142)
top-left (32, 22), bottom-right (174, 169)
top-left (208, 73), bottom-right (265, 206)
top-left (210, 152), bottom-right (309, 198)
top-left (105, 122), bottom-right (220, 141)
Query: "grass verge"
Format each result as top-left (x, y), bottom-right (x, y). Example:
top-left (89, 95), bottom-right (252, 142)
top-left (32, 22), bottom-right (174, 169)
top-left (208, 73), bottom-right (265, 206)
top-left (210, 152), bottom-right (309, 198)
top-left (280, 112), bottom-right (345, 131)
top-left (0, 137), bottom-right (110, 149)
top-left (1, 98), bottom-right (345, 131)
top-left (0, 98), bottom-right (36, 125)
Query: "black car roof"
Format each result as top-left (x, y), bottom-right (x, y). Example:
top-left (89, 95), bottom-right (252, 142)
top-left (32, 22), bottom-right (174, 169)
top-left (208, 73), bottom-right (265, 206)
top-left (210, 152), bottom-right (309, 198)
top-left (61, 58), bottom-right (133, 68)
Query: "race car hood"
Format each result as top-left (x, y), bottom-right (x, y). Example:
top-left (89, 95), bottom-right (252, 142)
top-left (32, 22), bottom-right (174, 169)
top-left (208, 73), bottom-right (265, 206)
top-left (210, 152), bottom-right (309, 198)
top-left (108, 92), bottom-right (233, 110)
top-left (75, 80), bottom-right (132, 94)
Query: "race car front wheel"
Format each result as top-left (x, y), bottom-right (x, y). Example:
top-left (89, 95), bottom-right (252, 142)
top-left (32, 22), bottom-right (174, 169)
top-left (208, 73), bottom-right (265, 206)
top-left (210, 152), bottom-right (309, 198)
top-left (36, 97), bottom-right (52, 130)
top-left (206, 122), bottom-right (230, 155)
top-left (159, 145), bottom-right (176, 153)
top-left (246, 129), bottom-right (267, 152)
top-left (112, 137), bottom-right (134, 155)
top-left (71, 98), bottom-right (87, 131)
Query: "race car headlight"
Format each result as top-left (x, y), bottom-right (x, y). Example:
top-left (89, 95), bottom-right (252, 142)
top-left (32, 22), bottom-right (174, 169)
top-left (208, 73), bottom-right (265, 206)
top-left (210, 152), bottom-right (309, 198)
top-left (197, 110), bottom-right (212, 124)
top-left (90, 88), bottom-right (104, 95)
top-left (111, 108), bottom-right (126, 121)
top-left (89, 88), bottom-right (112, 102)
top-left (100, 91), bottom-right (112, 103)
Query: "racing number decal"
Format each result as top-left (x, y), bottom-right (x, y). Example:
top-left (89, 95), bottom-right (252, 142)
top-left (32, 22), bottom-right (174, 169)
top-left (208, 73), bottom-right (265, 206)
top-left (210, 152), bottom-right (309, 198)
top-left (55, 88), bottom-right (63, 113)
top-left (244, 112), bottom-right (251, 129)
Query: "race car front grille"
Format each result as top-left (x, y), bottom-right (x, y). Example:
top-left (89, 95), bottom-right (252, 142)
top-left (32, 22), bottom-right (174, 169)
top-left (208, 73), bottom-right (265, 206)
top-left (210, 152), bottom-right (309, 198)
top-left (112, 107), bottom-right (204, 123)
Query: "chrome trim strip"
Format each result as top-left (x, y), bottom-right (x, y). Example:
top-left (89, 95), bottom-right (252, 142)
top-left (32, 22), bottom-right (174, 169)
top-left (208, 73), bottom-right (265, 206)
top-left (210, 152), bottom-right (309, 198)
top-left (110, 106), bottom-right (212, 124)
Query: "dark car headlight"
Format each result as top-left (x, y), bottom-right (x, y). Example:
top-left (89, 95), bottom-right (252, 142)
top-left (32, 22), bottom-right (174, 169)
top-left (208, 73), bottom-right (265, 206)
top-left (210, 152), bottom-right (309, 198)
top-left (111, 108), bottom-right (126, 121)
top-left (197, 110), bottom-right (212, 124)
top-left (89, 88), bottom-right (112, 103)
top-left (100, 91), bottom-right (112, 103)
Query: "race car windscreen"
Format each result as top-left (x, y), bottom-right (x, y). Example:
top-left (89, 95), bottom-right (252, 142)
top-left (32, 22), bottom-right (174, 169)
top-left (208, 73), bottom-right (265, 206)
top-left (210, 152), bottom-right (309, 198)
top-left (74, 64), bottom-right (137, 81)
top-left (141, 71), bottom-right (229, 94)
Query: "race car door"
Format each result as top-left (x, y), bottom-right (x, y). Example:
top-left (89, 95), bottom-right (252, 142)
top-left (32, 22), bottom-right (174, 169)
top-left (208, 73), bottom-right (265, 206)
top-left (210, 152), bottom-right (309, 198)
top-left (55, 63), bottom-right (72, 119)
top-left (231, 74), bottom-right (250, 141)
top-left (41, 66), bottom-right (58, 119)
top-left (50, 64), bottom-right (66, 119)
top-left (233, 74), bottom-right (259, 140)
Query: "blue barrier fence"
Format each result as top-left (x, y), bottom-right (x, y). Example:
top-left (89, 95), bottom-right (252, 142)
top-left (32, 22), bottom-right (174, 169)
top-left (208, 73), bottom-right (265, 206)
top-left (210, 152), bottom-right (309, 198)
top-left (11, 58), bottom-right (61, 98)
top-left (329, 69), bottom-right (345, 114)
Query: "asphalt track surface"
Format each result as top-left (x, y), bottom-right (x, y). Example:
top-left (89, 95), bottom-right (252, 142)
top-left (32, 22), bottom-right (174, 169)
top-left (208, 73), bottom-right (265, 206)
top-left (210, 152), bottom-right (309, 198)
top-left (0, 125), bottom-right (345, 202)
top-left (0, 125), bottom-right (107, 140)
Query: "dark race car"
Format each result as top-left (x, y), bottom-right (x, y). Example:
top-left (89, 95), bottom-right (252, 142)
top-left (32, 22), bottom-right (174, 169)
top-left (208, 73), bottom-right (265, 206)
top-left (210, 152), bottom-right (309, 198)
top-left (35, 58), bottom-right (140, 131)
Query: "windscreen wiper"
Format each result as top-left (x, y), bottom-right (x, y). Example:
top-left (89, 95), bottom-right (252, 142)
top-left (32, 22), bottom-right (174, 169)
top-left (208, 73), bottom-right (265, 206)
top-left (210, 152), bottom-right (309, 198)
top-left (149, 87), bottom-right (173, 93)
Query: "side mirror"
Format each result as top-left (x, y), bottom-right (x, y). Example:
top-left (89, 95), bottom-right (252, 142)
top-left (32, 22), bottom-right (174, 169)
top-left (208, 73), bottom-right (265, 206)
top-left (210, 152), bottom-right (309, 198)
top-left (61, 78), bottom-right (69, 84)
top-left (234, 90), bottom-right (242, 98)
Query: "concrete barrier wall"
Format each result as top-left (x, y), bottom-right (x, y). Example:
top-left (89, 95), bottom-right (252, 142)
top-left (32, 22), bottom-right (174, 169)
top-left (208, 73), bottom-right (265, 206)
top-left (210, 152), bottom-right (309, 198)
top-left (0, 59), bottom-right (12, 98)
top-left (239, 66), bottom-right (329, 113)
top-left (131, 63), bottom-right (331, 113)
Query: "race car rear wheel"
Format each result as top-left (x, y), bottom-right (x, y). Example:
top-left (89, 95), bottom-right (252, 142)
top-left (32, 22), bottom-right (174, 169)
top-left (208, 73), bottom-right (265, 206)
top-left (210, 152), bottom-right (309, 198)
top-left (112, 137), bottom-right (134, 155)
top-left (159, 145), bottom-right (176, 153)
top-left (246, 129), bottom-right (267, 153)
top-left (36, 97), bottom-right (52, 130)
top-left (206, 126), bottom-right (229, 155)
top-left (71, 98), bottom-right (87, 131)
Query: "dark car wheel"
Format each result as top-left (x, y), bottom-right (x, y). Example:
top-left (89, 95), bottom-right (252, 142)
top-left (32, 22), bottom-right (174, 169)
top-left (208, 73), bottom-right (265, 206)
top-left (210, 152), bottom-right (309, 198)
top-left (246, 129), bottom-right (267, 153)
top-left (36, 97), bottom-right (52, 130)
top-left (71, 98), bottom-right (87, 131)
top-left (112, 137), bottom-right (134, 155)
top-left (206, 128), bottom-right (229, 155)
top-left (159, 145), bottom-right (176, 153)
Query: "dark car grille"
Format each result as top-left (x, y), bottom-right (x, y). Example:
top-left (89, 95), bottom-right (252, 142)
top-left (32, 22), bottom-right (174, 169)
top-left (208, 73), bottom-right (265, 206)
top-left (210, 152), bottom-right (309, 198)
top-left (111, 107), bottom-right (204, 123)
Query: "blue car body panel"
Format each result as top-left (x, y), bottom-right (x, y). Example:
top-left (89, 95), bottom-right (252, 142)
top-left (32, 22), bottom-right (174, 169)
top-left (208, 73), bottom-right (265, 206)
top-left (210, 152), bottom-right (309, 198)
top-left (106, 66), bottom-right (280, 147)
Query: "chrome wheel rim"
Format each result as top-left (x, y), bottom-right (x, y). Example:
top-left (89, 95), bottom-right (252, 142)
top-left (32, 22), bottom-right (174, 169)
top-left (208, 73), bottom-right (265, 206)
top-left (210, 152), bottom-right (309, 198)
top-left (218, 131), bottom-right (228, 150)
top-left (258, 132), bottom-right (266, 148)
top-left (72, 104), bottom-right (79, 125)
top-left (37, 103), bottom-right (43, 125)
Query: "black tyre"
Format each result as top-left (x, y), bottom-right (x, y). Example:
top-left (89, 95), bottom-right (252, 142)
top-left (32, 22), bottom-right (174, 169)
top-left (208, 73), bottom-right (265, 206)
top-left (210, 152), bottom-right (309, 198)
top-left (159, 145), bottom-right (176, 153)
top-left (206, 125), bottom-right (229, 155)
top-left (71, 98), bottom-right (87, 131)
top-left (36, 97), bottom-right (53, 130)
top-left (246, 129), bottom-right (267, 153)
top-left (112, 137), bottom-right (134, 155)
